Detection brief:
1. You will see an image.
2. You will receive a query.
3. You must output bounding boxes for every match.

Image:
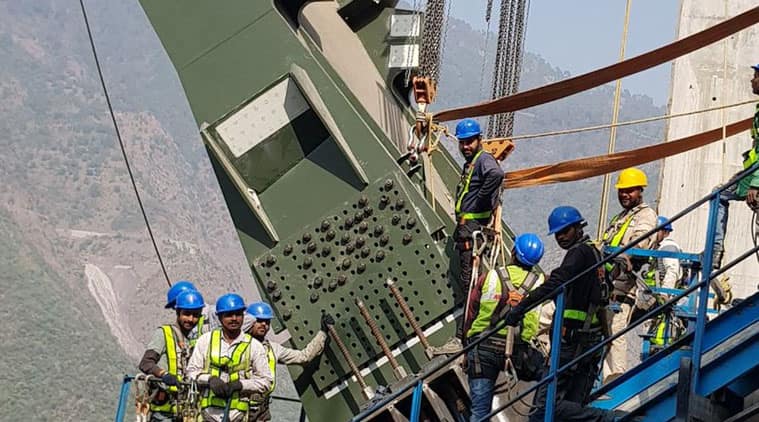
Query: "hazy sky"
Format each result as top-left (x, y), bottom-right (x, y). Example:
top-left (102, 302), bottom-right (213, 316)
top-left (449, 0), bottom-right (681, 106)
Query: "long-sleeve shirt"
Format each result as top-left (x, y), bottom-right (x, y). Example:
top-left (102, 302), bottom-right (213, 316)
top-left (602, 202), bottom-right (657, 295)
top-left (271, 331), bottom-right (326, 365)
top-left (138, 324), bottom-right (191, 377)
top-left (186, 331), bottom-right (273, 422)
top-left (737, 103), bottom-right (759, 197)
top-left (455, 150), bottom-right (504, 218)
top-left (515, 237), bottom-right (603, 330)
top-left (657, 237), bottom-right (682, 289)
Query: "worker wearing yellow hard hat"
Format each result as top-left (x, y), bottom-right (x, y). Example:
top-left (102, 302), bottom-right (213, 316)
top-left (599, 167), bottom-right (658, 383)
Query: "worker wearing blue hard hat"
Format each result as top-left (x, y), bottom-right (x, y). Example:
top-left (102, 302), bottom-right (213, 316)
top-left (241, 301), bottom-right (335, 421)
top-left (138, 289), bottom-right (206, 419)
top-left (463, 233), bottom-right (546, 421)
top-left (186, 293), bottom-right (273, 422)
top-left (432, 118), bottom-right (505, 355)
top-left (503, 206), bottom-right (621, 421)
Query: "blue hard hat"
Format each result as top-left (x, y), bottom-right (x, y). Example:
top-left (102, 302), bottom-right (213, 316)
top-left (751, 64), bottom-right (759, 71)
top-left (175, 290), bottom-right (205, 311)
top-left (455, 118), bottom-right (482, 140)
top-left (246, 301), bottom-right (274, 320)
top-left (215, 293), bottom-right (246, 314)
top-left (657, 216), bottom-right (673, 232)
top-left (513, 233), bottom-right (545, 267)
top-left (547, 206), bottom-right (585, 235)
top-left (166, 280), bottom-right (197, 309)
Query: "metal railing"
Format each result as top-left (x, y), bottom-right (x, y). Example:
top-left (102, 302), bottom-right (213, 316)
top-left (350, 161), bottom-right (759, 422)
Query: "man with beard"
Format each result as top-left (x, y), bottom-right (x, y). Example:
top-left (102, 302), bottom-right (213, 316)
top-left (503, 206), bottom-right (619, 421)
top-left (187, 294), bottom-right (273, 422)
top-left (241, 302), bottom-right (334, 420)
top-left (139, 290), bottom-right (206, 421)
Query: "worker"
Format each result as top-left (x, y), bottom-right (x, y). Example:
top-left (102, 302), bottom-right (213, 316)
top-left (463, 233), bottom-right (545, 422)
top-left (434, 118), bottom-right (505, 355)
top-left (165, 280), bottom-right (212, 346)
top-left (503, 206), bottom-right (619, 421)
top-left (241, 302), bottom-right (335, 421)
top-left (186, 293), bottom-right (273, 422)
top-left (138, 290), bottom-right (206, 421)
top-left (599, 167), bottom-right (657, 383)
top-left (711, 65), bottom-right (759, 269)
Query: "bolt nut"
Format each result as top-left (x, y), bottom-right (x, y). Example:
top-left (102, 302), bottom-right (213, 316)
top-left (354, 211), bottom-right (364, 223)
top-left (321, 220), bottom-right (331, 232)
top-left (363, 207), bottom-right (373, 218)
top-left (341, 233), bottom-right (351, 245)
top-left (391, 215), bottom-right (401, 225)
top-left (307, 242), bottom-right (317, 253)
top-left (313, 276), bottom-right (323, 288)
top-left (361, 247), bottom-right (371, 258)
top-left (341, 258), bottom-right (352, 270)
top-left (266, 280), bottom-right (277, 292)
top-left (406, 217), bottom-right (416, 229)
top-left (283, 244), bottom-right (293, 256)
top-left (272, 289), bottom-right (282, 301)
top-left (283, 309), bottom-right (292, 320)
top-left (357, 262), bottom-right (366, 273)
top-left (310, 292), bottom-right (320, 303)
top-left (374, 225), bottom-right (384, 236)
top-left (384, 179), bottom-right (394, 191)
top-left (328, 280), bottom-right (338, 291)
top-left (358, 195), bottom-right (369, 208)
top-left (375, 250), bottom-right (385, 261)
top-left (337, 274), bottom-right (348, 286)
top-left (355, 236), bottom-right (366, 248)
top-left (344, 216), bottom-right (355, 228)
top-left (302, 232), bottom-right (312, 243)
top-left (395, 198), bottom-right (405, 210)
top-left (321, 245), bottom-right (331, 256)
top-left (379, 195), bottom-right (390, 206)
top-left (379, 234), bottom-right (390, 246)
top-left (303, 257), bottom-right (313, 269)
top-left (326, 230), bottom-right (336, 241)
top-left (403, 234), bottom-right (413, 245)
top-left (346, 242), bottom-right (355, 254)
top-left (265, 255), bottom-right (277, 266)
top-left (358, 221), bottom-right (368, 233)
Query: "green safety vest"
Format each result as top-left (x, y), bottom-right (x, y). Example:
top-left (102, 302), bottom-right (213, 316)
top-left (467, 266), bottom-right (540, 340)
top-left (150, 325), bottom-right (186, 414)
top-left (455, 150), bottom-right (492, 221)
top-left (200, 329), bottom-right (253, 412)
top-left (602, 212), bottom-right (635, 271)
top-left (643, 259), bottom-right (658, 288)
top-left (257, 342), bottom-right (278, 403)
top-left (563, 308), bottom-right (600, 325)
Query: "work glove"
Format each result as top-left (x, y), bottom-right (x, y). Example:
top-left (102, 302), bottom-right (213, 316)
top-left (227, 380), bottom-right (243, 394)
top-left (208, 376), bottom-right (228, 398)
top-left (747, 188), bottom-right (759, 210)
top-left (160, 373), bottom-right (179, 386)
top-left (321, 313), bottom-right (335, 333)
top-left (503, 309), bottom-right (523, 327)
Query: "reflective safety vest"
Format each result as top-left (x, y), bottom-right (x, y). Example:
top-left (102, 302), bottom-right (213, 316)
top-left (455, 150), bottom-right (492, 221)
top-left (257, 342), bottom-right (278, 403)
top-left (650, 315), bottom-right (670, 346)
top-left (563, 308), bottom-right (599, 325)
top-left (467, 266), bottom-right (540, 340)
top-left (150, 325), bottom-right (187, 414)
top-left (643, 260), bottom-right (658, 288)
top-left (602, 212), bottom-right (635, 271)
top-left (200, 330), bottom-right (253, 412)
top-left (189, 315), bottom-right (206, 348)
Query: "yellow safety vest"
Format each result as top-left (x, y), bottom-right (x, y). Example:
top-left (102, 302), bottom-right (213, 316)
top-left (602, 212), bottom-right (635, 271)
top-left (650, 315), bottom-right (669, 346)
top-left (467, 266), bottom-right (540, 340)
top-left (200, 329), bottom-right (253, 412)
top-left (150, 325), bottom-right (186, 414)
top-left (455, 150), bottom-right (492, 221)
top-left (189, 315), bottom-right (206, 348)
top-left (258, 342), bottom-right (278, 402)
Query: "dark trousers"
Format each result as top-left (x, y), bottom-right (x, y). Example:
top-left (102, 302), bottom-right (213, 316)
top-left (454, 221), bottom-right (483, 338)
top-left (529, 333), bottom-right (615, 422)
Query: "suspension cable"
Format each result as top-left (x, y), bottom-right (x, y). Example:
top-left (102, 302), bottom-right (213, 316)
top-left (77, 0), bottom-right (172, 287)
top-left (481, 98), bottom-right (757, 142)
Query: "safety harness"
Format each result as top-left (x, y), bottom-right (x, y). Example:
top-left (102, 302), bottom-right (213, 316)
top-left (455, 150), bottom-right (493, 221)
top-left (200, 329), bottom-right (253, 412)
top-left (150, 325), bottom-right (190, 415)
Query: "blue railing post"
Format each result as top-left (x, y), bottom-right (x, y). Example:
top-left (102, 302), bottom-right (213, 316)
top-left (409, 380), bottom-right (424, 422)
top-left (545, 288), bottom-right (565, 421)
top-left (692, 192), bottom-right (721, 391)
top-left (114, 375), bottom-right (133, 422)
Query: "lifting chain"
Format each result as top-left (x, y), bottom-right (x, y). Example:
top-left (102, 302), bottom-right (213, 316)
top-left (419, 0), bottom-right (446, 82)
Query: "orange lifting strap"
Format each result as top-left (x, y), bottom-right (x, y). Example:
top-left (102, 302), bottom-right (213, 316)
top-left (481, 138), bottom-right (515, 162)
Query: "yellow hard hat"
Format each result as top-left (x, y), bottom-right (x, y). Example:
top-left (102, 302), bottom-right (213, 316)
top-left (615, 167), bottom-right (647, 189)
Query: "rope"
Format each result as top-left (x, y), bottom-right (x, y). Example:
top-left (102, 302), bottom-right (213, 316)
top-left (481, 98), bottom-right (757, 142)
top-left (77, 0), bottom-right (172, 287)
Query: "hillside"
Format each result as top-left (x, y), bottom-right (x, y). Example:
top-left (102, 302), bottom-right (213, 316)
top-left (0, 2), bottom-right (667, 420)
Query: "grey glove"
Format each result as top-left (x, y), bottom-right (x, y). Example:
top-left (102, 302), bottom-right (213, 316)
top-left (227, 380), bottom-right (243, 394)
top-left (208, 376), bottom-right (228, 398)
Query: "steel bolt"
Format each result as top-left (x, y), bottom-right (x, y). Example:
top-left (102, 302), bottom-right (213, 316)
top-left (391, 215), bottom-right (401, 225)
top-left (357, 263), bottom-right (366, 273)
top-left (265, 255), bottom-right (277, 266)
top-left (345, 216), bottom-right (355, 228)
top-left (395, 199), bottom-right (405, 210)
top-left (358, 221), bottom-right (368, 233)
top-left (406, 217), bottom-right (416, 229)
top-left (374, 225), bottom-right (384, 236)
top-left (272, 289), bottom-right (282, 301)
top-left (337, 274), bottom-right (348, 286)
top-left (384, 179), bottom-right (394, 191)
top-left (361, 247), bottom-right (371, 258)
top-left (306, 242), bottom-right (317, 254)
top-left (321, 245), bottom-right (331, 257)
top-left (283, 244), bottom-right (293, 256)
top-left (341, 258), bottom-right (352, 270)
top-left (346, 243), bottom-right (355, 254)
top-left (358, 196), bottom-right (369, 208)
top-left (379, 195), bottom-right (390, 206)
top-left (302, 232), bottom-right (312, 243)
top-left (321, 220), bottom-right (331, 232)
top-left (363, 207), bottom-right (373, 218)
top-left (326, 230), bottom-right (336, 241)
top-left (403, 234), bottom-right (413, 245)
top-left (266, 280), bottom-right (277, 292)
top-left (328, 280), bottom-right (338, 291)
top-left (310, 292), bottom-right (320, 303)
top-left (313, 276), bottom-right (323, 288)
top-left (354, 211), bottom-right (363, 223)
top-left (355, 236), bottom-right (366, 248)
top-left (341, 233), bottom-right (351, 245)
top-left (375, 250), bottom-right (385, 261)
top-left (303, 257), bottom-right (313, 269)
top-left (379, 234), bottom-right (390, 246)
top-left (283, 309), bottom-right (292, 320)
